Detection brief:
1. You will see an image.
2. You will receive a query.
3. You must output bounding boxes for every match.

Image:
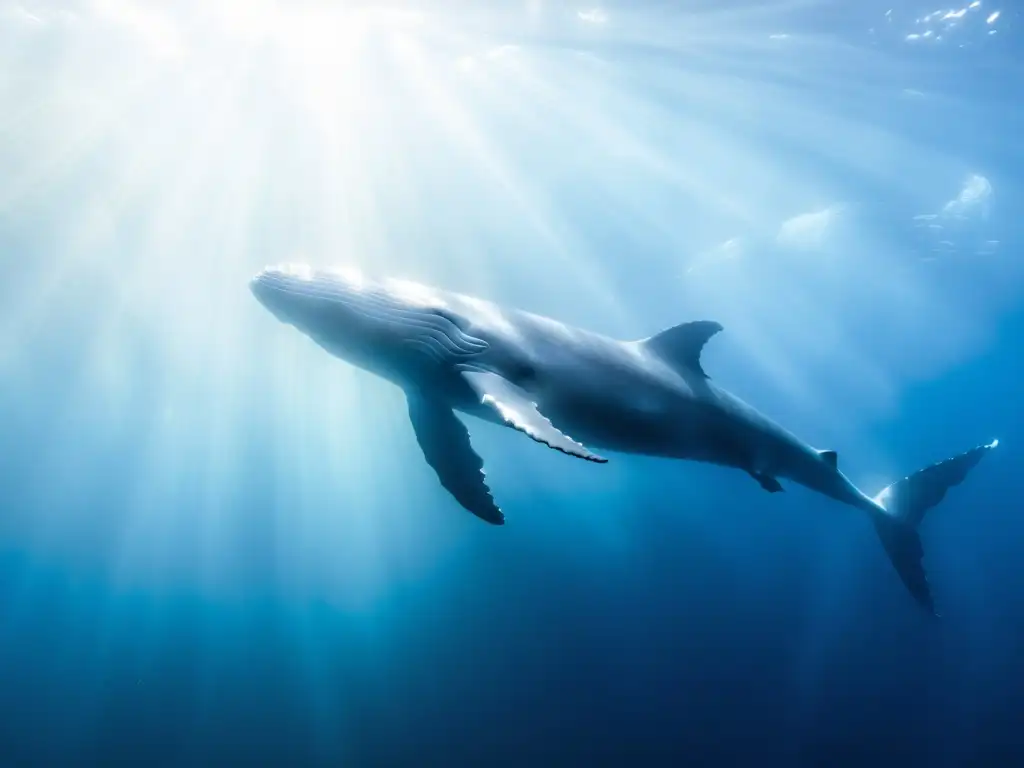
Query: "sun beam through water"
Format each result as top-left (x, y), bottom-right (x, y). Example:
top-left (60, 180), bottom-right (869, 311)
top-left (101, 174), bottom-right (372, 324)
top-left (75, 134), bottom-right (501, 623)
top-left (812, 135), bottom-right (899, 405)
top-left (0, 0), bottom-right (1021, 612)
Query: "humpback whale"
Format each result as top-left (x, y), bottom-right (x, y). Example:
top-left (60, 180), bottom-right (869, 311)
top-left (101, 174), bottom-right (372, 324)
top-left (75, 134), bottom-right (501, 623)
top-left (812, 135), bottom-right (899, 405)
top-left (251, 263), bottom-right (998, 615)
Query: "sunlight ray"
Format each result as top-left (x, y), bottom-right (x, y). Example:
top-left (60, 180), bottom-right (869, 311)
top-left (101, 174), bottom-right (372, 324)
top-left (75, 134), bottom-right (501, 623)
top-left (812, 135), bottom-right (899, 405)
top-left (0, 0), bottom-right (1017, 654)
top-left (387, 29), bottom-right (630, 327)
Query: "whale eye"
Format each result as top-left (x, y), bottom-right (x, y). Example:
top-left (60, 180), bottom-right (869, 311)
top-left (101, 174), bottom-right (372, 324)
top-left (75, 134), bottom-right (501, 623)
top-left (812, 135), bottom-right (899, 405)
top-left (516, 361), bottom-right (538, 385)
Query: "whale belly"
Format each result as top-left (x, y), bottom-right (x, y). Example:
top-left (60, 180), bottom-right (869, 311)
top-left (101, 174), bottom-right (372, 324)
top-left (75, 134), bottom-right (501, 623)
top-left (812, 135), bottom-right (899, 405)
top-left (530, 387), bottom-right (759, 469)
top-left (525, 388), bottom-right (703, 459)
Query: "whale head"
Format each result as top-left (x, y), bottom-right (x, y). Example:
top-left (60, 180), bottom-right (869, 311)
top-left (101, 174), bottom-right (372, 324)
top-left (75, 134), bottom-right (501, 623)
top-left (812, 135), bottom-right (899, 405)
top-left (250, 263), bottom-right (487, 377)
top-left (250, 263), bottom-right (372, 329)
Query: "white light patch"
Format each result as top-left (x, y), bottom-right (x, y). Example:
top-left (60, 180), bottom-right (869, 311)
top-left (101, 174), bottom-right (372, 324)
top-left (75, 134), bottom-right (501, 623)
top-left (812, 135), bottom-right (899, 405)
top-left (776, 205), bottom-right (843, 251)
top-left (942, 173), bottom-right (992, 219)
top-left (387, 278), bottom-right (449, 309)
top-left (912, 173), bottom-right (997, 259)
top-left (326, 266), bottom-right (368, 289)
top-left (282, 263), bottom-right (315, 280)
top-left (577, 8), bottom-right (608, 24)
top-left (461, 297), bottom-right (518, 337)
top-left (905, 2), bottom-right (996, 45)
top-left (874, 485), bottom-right (893, 508)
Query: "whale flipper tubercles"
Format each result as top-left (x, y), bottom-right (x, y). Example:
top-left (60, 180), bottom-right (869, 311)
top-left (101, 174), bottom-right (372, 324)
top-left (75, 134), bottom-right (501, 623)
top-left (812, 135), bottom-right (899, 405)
top-left (461, 370), bottom-right (607, 463)
top-left (407, 393), bottom-right (505, 525)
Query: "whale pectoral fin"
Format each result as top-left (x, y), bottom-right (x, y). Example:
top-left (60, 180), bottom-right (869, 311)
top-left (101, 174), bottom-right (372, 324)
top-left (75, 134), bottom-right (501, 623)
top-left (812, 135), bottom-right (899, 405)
top-left (406, 393), bottom-right (505, 525)
top-left (461, 370), bottom-right (607, 463)
top-left (749, 471), bottom-right (784, 493)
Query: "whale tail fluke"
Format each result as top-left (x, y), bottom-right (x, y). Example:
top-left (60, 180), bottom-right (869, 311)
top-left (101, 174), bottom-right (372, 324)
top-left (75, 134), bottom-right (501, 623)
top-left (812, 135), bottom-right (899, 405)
top-left (870, 439), bottom-right (999, 615)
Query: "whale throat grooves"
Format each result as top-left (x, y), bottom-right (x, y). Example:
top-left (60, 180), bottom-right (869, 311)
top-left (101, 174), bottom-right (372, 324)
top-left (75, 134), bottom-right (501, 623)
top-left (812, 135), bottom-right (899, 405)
top-left (286, 274), bottom-right (489, 366)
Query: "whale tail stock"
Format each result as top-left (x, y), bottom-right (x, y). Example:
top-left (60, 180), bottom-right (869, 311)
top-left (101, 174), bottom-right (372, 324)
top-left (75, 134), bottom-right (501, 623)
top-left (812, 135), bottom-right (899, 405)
top-left (869, 439), bottom-right (999, 616)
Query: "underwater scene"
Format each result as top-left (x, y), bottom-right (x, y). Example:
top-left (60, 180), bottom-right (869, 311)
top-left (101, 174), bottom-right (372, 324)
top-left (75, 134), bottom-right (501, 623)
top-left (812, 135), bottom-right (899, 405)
top-left (0, 1), bottom-right (1021, 765)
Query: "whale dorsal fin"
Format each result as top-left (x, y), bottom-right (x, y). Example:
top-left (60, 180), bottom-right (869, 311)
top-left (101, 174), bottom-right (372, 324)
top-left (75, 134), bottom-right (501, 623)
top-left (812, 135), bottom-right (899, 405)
top-left (818, 449), bottom-right (838, 468)
top-left (642, 320), bottom-right (723, 379)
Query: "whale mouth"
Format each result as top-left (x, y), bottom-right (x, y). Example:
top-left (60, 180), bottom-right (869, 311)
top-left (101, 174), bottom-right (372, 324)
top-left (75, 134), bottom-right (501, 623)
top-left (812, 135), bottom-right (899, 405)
top-left (249, 270), bottom-right (270, 300)
top-left (249, 263), bottom-right (489, 367)
top-left (249, 267), bottom-right (291, 320)
top-left (249, 263), bottom-right (331, 320)
top-left (250, 264), bottom-right (398, 335)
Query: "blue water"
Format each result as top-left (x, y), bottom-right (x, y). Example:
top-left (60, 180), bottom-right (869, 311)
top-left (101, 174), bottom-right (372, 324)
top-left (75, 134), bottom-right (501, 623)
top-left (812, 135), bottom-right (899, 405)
top-left (1, 1), bottom-right (1022, 765)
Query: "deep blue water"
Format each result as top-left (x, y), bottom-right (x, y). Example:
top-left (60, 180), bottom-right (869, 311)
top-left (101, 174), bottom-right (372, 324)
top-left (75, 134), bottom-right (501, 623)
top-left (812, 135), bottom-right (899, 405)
top-left (1, 1), bottom-right (1023, 765)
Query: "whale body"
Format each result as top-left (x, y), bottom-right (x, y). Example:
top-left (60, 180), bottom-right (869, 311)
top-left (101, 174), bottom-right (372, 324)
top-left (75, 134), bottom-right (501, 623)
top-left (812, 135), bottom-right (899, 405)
top-left (250, 264), bottom-right (997, 615)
